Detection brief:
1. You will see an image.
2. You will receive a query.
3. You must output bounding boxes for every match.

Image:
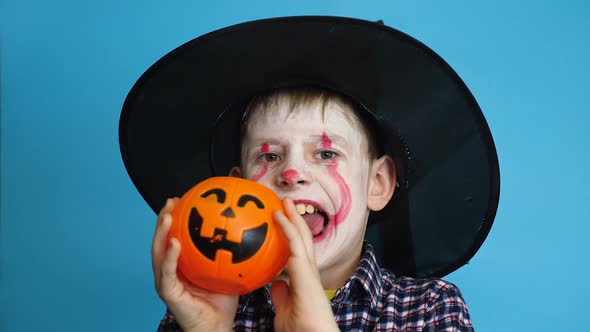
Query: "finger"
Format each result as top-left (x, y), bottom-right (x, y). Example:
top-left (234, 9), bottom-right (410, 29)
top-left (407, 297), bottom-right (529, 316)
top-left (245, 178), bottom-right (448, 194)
top-left (152, 210), bottom-right (174, 268)
top-left (157, 198), bottom-right (175, 226)
top-left (269, 280), bottom-right (289, 315)
top-left (152, 214), bottom-right (173, 294)
top-left (282, 198), bottom-right (315, 259)
top-left (273, 210), bottom-right (307, 259)
top-left (153, 198), bottom-right (177, 259)
top-left (159, 237), bottom-right (182, 299)
top-left (274, 210), bottom-right (322, 294)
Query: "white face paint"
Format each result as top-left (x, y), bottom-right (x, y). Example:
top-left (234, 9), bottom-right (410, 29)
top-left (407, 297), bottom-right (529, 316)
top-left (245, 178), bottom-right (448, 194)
top-left (240, 95), bottom-right (372, 272)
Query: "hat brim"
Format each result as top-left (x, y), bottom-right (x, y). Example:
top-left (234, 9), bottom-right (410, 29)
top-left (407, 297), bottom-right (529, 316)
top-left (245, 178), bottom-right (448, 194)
top-left (119, 16), bottom-right (500, 278)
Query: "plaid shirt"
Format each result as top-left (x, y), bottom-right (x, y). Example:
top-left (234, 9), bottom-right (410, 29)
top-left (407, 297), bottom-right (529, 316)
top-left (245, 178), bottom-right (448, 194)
top-left (158, 243), bottom-right (474, 331)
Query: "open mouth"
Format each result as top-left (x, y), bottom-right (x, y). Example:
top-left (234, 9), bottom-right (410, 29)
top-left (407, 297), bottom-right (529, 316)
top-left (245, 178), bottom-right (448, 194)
top-left (294, 201), bottom-right (329, 237)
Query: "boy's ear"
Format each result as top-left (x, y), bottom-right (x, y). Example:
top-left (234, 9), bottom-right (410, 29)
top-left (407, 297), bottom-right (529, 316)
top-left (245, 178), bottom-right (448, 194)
top-left (367, 155), bottom-right (396, 211)
top-left (229, 166), bottom-right (242, 177)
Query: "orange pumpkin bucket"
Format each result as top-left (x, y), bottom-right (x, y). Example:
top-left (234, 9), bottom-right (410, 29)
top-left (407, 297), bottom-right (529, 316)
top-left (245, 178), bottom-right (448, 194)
top-left (168, 176), bottom-right (289, 294)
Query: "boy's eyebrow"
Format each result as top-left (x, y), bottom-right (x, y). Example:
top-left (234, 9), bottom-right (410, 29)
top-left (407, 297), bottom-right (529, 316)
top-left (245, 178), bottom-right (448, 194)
top-left (307, 133), bottom-right (350, 147)
top-left (243, 139), bottom-right (282, 155)
top-left (247, 139), bottom-right (283, 149)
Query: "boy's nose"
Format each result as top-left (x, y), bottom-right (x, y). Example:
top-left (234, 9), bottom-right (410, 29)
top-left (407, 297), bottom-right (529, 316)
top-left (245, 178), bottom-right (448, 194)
top-left (277, 168), bottom-right (309, 187)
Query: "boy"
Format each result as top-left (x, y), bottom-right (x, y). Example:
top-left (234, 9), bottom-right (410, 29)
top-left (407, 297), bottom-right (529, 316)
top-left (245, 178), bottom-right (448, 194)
top-left (120, 17), bottom-right (500, 331)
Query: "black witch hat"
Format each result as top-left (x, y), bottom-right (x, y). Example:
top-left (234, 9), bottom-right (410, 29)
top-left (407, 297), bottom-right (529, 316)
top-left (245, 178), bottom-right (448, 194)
top-left (119, 16), bottom-right (500, 278)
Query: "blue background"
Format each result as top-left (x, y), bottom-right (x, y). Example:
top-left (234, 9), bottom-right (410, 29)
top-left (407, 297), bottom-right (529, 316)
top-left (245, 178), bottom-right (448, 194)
top-left (1, 1), bottom-right (589, 331)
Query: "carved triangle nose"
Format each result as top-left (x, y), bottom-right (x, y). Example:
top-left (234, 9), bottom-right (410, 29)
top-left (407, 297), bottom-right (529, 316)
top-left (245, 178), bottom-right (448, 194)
top-left (221, 207), bottom-right (235, 218)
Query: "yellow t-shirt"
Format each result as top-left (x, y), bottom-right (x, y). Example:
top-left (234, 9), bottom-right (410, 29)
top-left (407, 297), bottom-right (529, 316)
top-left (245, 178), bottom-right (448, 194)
top-left (325, 289), bottom-right (337, 300)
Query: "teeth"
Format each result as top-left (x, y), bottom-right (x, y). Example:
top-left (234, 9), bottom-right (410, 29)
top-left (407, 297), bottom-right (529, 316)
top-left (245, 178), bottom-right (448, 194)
top-left (295, 203), bottom-right (317, 215)
top-left (296, 204), bottom-right (307, 215)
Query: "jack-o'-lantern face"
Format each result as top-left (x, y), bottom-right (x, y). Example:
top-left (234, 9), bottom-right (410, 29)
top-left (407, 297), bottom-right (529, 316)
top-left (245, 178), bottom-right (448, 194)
top-left (168, 176), bottom-right (289, 295)
top-left (189, 185), bottom-right (269, 263)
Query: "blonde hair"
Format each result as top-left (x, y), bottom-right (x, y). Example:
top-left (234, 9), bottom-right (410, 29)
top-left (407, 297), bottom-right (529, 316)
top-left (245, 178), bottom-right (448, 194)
top-left (240, 87), bottom-right (381, 159)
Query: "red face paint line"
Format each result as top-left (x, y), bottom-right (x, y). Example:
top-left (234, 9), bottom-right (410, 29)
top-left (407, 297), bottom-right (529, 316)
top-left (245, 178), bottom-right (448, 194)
top-left (281, 169), bottom-right (299, 184)
top-left (250, 143), bottom-right (269, 182)
top-left (329, 162), bottom-right (352, 226)
top-left (321, 132), bottom-right (352, 226)
top-left (312, 153), bottom-right (352, 243)
top-left (251, 165), bottom-right (268, 182)
top-left (321, 132), bottom-right (332, 149)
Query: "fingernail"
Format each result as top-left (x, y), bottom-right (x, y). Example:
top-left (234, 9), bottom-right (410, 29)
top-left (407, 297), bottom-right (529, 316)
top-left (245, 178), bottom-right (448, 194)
top-left (163, 213), bottom-right (172, 225)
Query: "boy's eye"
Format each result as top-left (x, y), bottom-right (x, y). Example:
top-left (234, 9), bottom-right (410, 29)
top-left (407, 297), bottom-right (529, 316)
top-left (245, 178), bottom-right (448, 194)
top-left (318, 150), bottom-right (336, 160)
top-left (262, 153), bottom-right (280, 162)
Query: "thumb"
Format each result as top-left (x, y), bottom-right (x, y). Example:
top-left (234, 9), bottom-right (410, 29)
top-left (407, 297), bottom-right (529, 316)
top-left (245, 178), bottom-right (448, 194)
top-left (270, 280), bottom-right (289, 314)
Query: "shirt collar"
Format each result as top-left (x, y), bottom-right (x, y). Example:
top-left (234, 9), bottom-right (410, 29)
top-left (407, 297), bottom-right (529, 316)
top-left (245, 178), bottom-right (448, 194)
top-left (339, 241), bottom-right (385, 308)
top-left (239, 284), bottom-right (271, 312)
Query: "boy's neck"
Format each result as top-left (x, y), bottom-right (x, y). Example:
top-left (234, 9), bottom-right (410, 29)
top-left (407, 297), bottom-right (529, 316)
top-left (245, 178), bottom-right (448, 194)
top-left (319, 240), bottom-right (364, 290)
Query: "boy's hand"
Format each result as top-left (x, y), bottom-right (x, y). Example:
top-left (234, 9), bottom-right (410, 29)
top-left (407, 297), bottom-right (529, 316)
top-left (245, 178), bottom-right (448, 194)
top-left (270, 198), bottom-right (340, 332)
top-left (152, 198), bottom-right (238, 332)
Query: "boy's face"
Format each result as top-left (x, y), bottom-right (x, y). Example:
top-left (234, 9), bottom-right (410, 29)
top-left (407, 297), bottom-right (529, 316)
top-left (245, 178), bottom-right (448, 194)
top-left (237, 97), bottom-right (372, 271)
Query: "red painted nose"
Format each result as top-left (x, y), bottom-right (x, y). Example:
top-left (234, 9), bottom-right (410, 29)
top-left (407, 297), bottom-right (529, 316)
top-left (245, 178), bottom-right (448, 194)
top-left (281, 169), bottom-right (299, 184)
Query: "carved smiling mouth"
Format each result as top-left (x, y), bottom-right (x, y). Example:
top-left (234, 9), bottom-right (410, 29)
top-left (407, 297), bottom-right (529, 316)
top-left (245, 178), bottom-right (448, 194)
top-left (294, 201), bottom-right (329, 237)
